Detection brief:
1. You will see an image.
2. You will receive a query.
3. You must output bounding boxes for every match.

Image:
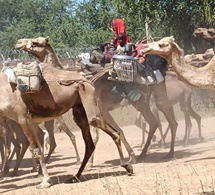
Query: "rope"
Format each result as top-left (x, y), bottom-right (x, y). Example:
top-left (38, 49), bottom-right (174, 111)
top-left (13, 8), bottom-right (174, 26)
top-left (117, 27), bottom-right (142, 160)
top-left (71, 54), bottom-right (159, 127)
top-left (89, 66), bottom-right (112, 84)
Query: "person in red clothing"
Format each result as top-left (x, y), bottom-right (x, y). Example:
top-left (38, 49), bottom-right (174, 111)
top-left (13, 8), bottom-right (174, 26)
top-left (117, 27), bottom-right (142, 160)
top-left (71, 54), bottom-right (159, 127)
top-left (100, 18), bottom-right (130, 53)
top-left (112, 18), bottom-right (130, 46)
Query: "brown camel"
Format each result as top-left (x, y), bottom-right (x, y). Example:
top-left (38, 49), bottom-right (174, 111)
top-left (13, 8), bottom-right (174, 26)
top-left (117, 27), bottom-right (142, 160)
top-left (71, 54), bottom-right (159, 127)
top-left (142, 36), bottom-right (215, 95)
top-left (0, 37), bottom-right (134, 189)
top-left (86, 57), bottom-right (178, 161)
top-left (136, 71), bottom-right (202, 148)
top-left (15, 37), bottom-right (136, 165)
top-left (194, 28), bottom-right (215, 53)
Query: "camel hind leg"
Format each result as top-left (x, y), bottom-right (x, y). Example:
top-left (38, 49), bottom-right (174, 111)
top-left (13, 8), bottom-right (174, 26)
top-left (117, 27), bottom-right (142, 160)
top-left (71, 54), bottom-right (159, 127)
top-left (19, 122), bottom-right (51, 189)
top-left (78, 83), bottom-right (133, 176)
top-left (66, 104), bottom-right (95, 182)
top-left (187, 96), bottom-right (203, 142)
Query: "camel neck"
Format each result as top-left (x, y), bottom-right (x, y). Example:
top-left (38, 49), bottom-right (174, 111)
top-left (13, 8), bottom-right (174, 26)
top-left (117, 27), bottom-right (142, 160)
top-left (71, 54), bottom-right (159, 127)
top-left (169, 47), bottom-right (215, 89)
top-left (38, 46), bottom-right (63, 70)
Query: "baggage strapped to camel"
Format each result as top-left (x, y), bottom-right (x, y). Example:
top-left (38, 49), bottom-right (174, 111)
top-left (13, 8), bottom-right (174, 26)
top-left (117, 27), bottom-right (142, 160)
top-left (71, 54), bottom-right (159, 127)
top-left (16, 61), bottom-right (43, 93)
top-left (110, 54), bottom-right (164, 84)
top-left (110, 54), bottom-right (138, 82)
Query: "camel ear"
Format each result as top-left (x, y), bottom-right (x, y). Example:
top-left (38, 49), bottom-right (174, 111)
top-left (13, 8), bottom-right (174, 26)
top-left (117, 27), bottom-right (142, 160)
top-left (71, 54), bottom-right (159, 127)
top-left (170, 35), bottom-right (175, 42)
top-left (45, 36), bottom-right (50, 43)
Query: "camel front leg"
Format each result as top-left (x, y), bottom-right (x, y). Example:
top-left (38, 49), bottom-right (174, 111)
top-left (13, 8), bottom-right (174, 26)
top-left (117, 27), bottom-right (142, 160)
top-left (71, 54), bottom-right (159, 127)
top-left (133, 98), bottom-right (159, 161)
top-left (152, 82), bottom-right (178, 159)
top-left (0, 124), bottom-right (12, 177)
top-left (19, 122), bottom-right (51, 189)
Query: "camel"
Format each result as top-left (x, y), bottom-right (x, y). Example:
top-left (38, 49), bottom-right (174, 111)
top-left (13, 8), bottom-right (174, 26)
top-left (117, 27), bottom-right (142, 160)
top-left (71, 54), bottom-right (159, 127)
top-left (142, 36), bottom-right (215, 97)
top-left (0, 59), bottom-right (81, 177)
top-left (194, 28), bottom-right (215, 53)
top-left (0, 120), bottom-right (39, 177)
top-left (185, 48), bottom-right (214, 67)
top-left (86, 56), bottom-right (178, 161)
top-left (15, 37), bottom-right (137, 166)
top-left (136, 71), bottom-right (202, 148)
top-left (0, 37), bottom-right (135, 189)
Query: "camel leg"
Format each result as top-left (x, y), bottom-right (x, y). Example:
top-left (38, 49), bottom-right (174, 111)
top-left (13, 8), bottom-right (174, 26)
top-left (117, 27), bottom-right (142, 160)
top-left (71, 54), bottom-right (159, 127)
top-left (132, 96), bottom-right (159, 161)
top-left (151, 106), bottom-right (165, 148)
top-left (6, 132), bottom-right (21, 175)
top-left (75, 84), bottom-right (133, 177)
top-left (0, 137), bottom-right (4, 165)
top-left (187, 98), bottom-right (203, 142)
top-left (1, 123), bottom-right (12, 177)
top-left (66, 104), bottom-right (95, 183)
top-left (87, 127), bottom-right (99, 168)
top-left (56, 116), bottom-right (81, 164)
top-left (5, 120), bottom-right (30, 176)
top-left (180, 101), bottom-right (192, 146)
top-left (151, 82), bottom-right (178, 159)
top-left (100, 109), bottom-right (136, 164)
top-left (135, 111), bottom-right (156, 149)
top-left (11, 141), bottom-right (29, 176)
top-left (19, 122), bottom-right (51, 189)
top-left (0, 136), bottom-right (4, 180)
top-left (36, 120), bottom-right (56, 175)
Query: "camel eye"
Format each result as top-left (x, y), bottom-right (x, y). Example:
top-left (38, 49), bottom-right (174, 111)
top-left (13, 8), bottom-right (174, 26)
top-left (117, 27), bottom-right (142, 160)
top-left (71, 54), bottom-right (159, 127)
top-left (32, 41), bottom-right (39, 46)
top-left (159, 42), bottom-right (168, 47)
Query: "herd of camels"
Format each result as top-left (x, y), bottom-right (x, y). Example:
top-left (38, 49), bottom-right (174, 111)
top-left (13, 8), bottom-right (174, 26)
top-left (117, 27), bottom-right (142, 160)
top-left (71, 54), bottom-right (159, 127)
top-left (0, 27), bottom-right (215, 189)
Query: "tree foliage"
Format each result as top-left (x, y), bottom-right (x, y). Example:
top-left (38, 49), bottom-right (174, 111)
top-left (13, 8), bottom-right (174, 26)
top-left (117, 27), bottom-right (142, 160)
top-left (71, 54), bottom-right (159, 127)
top-left (0, 0), bottom-right (215, 56)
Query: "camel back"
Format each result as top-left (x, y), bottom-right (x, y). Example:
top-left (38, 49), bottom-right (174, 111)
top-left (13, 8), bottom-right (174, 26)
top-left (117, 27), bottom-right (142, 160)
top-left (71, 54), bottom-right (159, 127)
top-left (16, 61), bottom-right (43, 93)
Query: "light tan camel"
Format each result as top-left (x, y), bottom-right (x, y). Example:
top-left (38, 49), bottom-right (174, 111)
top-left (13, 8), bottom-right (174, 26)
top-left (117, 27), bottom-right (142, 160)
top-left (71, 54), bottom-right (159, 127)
top-left (15, 37), bottom-right (136, 166)
top-left (142, 36), bottom-right (215, 94)
top-left (136, 71), bottom-right (202, 148)
top-left (185, 48), bottom-right (214, 67)
top-left (0, 37), bottom-right (134, 189)
top-left (0, 120), bottom-right (39, 177)
top-left (0, 59), bottom-right (81, 177)
top-left (194, 28), bottom-right (215, 53)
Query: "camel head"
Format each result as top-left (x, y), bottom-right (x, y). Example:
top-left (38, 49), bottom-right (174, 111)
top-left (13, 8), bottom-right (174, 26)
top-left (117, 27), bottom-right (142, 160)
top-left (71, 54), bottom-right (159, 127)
top-left (194, 28), bottom-right (215, 42)
top-left (142, 36), bottom-right (184, 60)
top-left (15, 37), bottom-right (50, 58)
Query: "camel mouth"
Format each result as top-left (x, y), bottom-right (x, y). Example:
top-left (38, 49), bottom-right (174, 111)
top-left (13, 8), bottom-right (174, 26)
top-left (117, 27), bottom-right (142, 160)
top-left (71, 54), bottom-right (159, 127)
top-left (15, 43), bottom-right (25, 50)
top-left (142, 45), bottom-right (151, 53)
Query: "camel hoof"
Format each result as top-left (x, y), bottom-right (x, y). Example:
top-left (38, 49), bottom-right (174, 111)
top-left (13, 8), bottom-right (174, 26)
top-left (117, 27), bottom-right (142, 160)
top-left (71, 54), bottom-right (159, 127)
top-left (163, 153), bottom-right (175, 159)
top-left (0, 173), bottom-right (4, 180)
top-left (121, 164), bottom-right (133, 176)
top-left (129, 158), bottom-right (136, 164)
top-left (65, 176), bottom-right (80, 183)
top-left (36, 181), bottom-right (51, 189)
top-left (199, 136), bottom-right (204, 142)
top-left (10, 171), bottom-right (18, 177)
top-left (136, 153), bottom-right (146, 162)
top-left (152, 135), bottom-right (157, 142)
top-left (3, 165), bottom-right (10, 174)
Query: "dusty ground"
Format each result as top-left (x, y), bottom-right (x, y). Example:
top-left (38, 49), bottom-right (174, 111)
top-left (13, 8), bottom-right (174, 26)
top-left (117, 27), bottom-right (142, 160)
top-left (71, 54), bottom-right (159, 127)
top-left (1, 115), bottom-right (215, 195)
